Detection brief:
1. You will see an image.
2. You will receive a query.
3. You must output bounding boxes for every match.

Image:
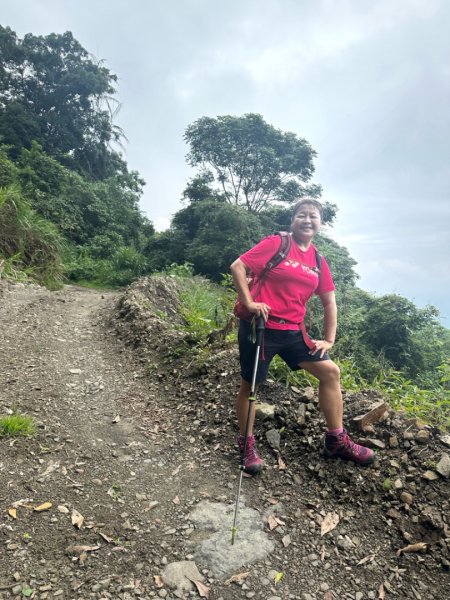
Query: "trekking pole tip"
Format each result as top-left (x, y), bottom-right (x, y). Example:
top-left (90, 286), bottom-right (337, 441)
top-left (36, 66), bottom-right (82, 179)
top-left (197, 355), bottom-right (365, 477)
top-left (231, 526), bottom-right (237, 545)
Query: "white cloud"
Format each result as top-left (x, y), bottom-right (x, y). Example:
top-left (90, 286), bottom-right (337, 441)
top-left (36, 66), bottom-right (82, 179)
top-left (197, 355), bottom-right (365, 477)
top-left (153, 217), bottom-right (171, 232)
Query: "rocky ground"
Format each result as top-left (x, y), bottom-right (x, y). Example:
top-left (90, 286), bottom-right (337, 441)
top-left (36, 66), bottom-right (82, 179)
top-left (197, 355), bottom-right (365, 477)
top-left (0, 276), bottom-right (449, 600)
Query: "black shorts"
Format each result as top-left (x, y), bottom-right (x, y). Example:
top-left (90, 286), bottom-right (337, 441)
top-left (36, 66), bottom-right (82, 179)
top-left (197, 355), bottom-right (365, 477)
top-left (238, 320), bottom-right (330, 385)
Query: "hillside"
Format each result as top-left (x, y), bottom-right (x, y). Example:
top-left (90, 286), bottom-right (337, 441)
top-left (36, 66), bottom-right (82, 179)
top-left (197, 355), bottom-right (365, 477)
top-left (0, 277), bottom-right (449, 600)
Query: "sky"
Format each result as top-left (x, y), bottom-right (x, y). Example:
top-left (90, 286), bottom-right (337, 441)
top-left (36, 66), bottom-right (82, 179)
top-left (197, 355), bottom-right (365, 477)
top-left (3, 0), bottom-right (450, 325)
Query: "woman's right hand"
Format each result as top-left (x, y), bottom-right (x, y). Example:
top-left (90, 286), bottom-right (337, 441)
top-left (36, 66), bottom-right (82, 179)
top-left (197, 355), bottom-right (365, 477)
top-left (244, 301), bottom-right (271, 321)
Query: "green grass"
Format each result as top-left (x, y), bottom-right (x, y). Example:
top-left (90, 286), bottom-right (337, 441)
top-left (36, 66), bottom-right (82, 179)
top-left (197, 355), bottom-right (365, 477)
top-left (0, 413), bottom-right (35, 437)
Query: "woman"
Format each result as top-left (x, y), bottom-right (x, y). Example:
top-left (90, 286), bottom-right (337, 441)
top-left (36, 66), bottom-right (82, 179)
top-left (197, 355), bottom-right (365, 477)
top-left (230, 198), bottom-right (374, 474)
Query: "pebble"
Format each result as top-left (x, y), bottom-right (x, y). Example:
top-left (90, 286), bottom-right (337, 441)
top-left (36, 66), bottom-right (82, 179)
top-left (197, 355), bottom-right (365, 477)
top-left (436, 453), bottom-right (450, 478)
top-left (401, 492), bottom-right (414, 505)
top-left (422, 470), bottom-right (439, 481)
top-left (416, 430), bottom-right (430, 443)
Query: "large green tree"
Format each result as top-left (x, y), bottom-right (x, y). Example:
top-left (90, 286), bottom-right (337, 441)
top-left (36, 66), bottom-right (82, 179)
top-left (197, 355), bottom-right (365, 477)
top-left (184, 113), bottom-right (324, 213)
top-left (0, 26), bottom-right (122, 179)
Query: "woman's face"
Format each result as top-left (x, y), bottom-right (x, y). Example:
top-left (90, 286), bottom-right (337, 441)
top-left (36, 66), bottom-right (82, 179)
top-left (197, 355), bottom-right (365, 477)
top-left (291, 204), bottom-right (322, 243)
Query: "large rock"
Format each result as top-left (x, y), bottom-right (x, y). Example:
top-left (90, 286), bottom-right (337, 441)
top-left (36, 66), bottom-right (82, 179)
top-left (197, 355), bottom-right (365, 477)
top-left (161, 561), bottom-right (204, 593)
top-left (255, 402), bottom-right (276, 420)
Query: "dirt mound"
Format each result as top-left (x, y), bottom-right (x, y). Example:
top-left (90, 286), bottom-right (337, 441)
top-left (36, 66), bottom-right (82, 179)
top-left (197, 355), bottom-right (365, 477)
top-left (111, 276), bottom-right (450, 597)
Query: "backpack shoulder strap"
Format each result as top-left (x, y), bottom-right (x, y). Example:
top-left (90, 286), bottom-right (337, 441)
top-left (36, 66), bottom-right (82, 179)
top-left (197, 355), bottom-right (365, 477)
top-left (262, 231), bottom-right (291, 274)
top-left (314, 248), bottom-right (322, 277)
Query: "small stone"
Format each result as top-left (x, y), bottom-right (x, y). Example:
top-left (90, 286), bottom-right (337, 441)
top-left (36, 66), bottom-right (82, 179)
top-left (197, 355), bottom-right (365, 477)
top-left (302, 386), bottom-right (315, 401)
top-left (400, 492), bottom-right (414, 505)
top-left (266, 429), bottom-right (281, 450)
top-left (439, 435), bottom-right (450, 448)
top-left (393, 478), bottom-right (403, 490)
top-left (319, 582), bottom-right (329, 592)
top-left (92, 478), bottom-right (102, 485)
top-left (57, 505), bottom-right (69, 514)
top-left (416, 430), bottom-right (430, 444)
top-left (255, 402), bottom-right (276, 420)
top-left (422, 470), bottom-right (439, 481)
top-left (389, 435), bottom-right (399, 448)
top-left (366, 438), bottom-right (386, 449)
top-left (356, 593), bottom-right (364, 600)
top-left (403, 431), bottom-right (415, 440)
top-left (436, 453), bottom-right (450, 478)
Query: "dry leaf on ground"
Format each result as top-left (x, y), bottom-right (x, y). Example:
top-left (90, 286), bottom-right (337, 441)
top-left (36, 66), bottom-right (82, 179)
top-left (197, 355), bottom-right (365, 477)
top-left (188, 579), bottom-right (209, 598)
top-left (112, 415), bottom-right (120, 423)
top-left (8, 508), bottom-right (17, 519)
top-left (278, 456), bottom-right (286, 470)
top-left (324, 592), bottom-right (333, 600)
top-left (321, 512), bottom-right (339, 536)
top-left (282, 535), bottom-right (291, 547)
top-left (378, 583), bottom-right (385, 599)
top-left (71, 509), bottom-right (84, 529)
top-left (274, 572), bottom-right (284, 584)
top-left (153, 575), bottom-right (164, 588)
top-left (268, 514), bottom-right (278, 530)
top-left (396, 542), bottom-right (428, 556)
top-left (171, 465), bottom-right (181, 476)
top-left (172, 495), bottom-right (180, 505)
top-left (357, 554), bottom-right (376, 566)
top-left (224, 572), bottom-right (250, 585)
top-left (34, 502), bottom-right (52, 512)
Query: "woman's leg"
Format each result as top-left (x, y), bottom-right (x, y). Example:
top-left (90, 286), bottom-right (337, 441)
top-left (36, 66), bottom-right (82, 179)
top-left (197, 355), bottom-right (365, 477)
top-left (298, 359), bottom-right (374, 465)
top-left (299, 359), bottom-right (342, 429)
top-left (236, 378), bottom-right (255, 436)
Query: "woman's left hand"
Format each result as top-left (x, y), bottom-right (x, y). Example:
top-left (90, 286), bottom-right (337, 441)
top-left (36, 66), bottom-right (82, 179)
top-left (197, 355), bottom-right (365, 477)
top-left (309, 339), bottom-right (333, 358)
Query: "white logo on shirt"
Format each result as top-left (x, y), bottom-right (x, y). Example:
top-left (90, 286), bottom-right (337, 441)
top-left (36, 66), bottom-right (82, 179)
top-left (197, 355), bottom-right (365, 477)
top-left (284, 260), bottom-right (318, 277)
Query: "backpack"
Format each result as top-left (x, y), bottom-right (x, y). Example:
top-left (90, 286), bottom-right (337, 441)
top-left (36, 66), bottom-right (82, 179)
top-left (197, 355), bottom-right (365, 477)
top-left (233, 232), bottom-right (322, 322)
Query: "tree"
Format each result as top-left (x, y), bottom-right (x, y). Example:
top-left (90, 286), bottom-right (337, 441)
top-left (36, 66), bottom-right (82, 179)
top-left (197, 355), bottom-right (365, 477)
top-left (184, 113), bottom-right (322, 213)
top-left (363, 294), bottom-right (443, 377)
top-left (0, 26), bottom-right (121, 179)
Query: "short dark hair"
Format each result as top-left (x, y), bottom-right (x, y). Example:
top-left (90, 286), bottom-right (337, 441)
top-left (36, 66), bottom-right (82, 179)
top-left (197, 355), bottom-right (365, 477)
top-left (292, 198), bottom-right (323, 220)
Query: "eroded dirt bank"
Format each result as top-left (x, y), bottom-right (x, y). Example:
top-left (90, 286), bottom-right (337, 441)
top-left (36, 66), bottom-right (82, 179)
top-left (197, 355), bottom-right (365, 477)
top-left (0, 278), bottom-right (449, 600)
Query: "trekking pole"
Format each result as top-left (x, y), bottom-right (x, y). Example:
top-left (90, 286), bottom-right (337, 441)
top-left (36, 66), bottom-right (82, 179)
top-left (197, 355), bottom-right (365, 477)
top-left (231, 315), bottom-right (265, 545)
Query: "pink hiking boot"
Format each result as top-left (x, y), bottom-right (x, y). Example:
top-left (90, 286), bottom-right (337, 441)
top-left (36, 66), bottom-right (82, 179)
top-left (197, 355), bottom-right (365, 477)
top-left (238, 434), bottom-right (263, 475)
top-left (324, 429), bottom-right (375, 465)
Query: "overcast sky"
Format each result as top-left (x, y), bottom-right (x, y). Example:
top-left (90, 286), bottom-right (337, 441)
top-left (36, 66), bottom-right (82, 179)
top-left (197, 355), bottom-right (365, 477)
top-left (3, 0), bottom-right (450, 325)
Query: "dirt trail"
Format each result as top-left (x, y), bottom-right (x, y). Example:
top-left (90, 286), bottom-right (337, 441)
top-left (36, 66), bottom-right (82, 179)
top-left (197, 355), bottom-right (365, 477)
top-left (0, 280), bottom-right (449, 600)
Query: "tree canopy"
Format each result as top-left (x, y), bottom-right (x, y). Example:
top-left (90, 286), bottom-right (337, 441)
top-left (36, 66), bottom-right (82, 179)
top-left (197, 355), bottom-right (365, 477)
top-left (0, 26), bottom-right (123, 180)
top-left (184, 113), bottom-right (323, 213)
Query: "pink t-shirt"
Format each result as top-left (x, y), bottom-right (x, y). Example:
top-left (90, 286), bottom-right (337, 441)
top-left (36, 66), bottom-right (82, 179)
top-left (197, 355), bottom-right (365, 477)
top-left (239, 234), bottom-right (335, 330)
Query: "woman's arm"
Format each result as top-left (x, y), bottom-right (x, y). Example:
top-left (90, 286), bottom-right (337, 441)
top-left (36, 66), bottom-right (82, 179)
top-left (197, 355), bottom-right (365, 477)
top-left (320, 290), bottom-right (337, 345)
top-left (230, 258), bottom-right (271, 321)
top-left (309, 290), bottom-right (337, 357)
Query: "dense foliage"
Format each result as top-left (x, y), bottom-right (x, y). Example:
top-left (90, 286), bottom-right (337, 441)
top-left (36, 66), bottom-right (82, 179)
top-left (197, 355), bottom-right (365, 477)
top-left (0, 26), bottom-right (153, 286)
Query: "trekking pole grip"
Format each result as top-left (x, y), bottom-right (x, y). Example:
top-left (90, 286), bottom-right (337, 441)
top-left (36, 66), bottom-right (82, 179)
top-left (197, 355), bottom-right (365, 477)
top-left (256, 315), bottom-right (265, 345)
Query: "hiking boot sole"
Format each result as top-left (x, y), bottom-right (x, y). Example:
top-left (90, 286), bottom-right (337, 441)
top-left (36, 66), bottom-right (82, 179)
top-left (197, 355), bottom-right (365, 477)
top-left (324, 448), bottom-right (375, 466)
top-left (242, 463), bottom-right (263, 476)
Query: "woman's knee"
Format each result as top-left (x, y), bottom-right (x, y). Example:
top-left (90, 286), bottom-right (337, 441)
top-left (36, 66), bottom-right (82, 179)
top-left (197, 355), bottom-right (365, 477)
top-left (315, 360), bottom-right (340, 383)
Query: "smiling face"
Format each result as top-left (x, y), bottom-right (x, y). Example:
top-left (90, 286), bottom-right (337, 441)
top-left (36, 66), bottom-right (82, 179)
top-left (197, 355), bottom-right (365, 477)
top-left (291, 202), bottom-right (322, 245)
